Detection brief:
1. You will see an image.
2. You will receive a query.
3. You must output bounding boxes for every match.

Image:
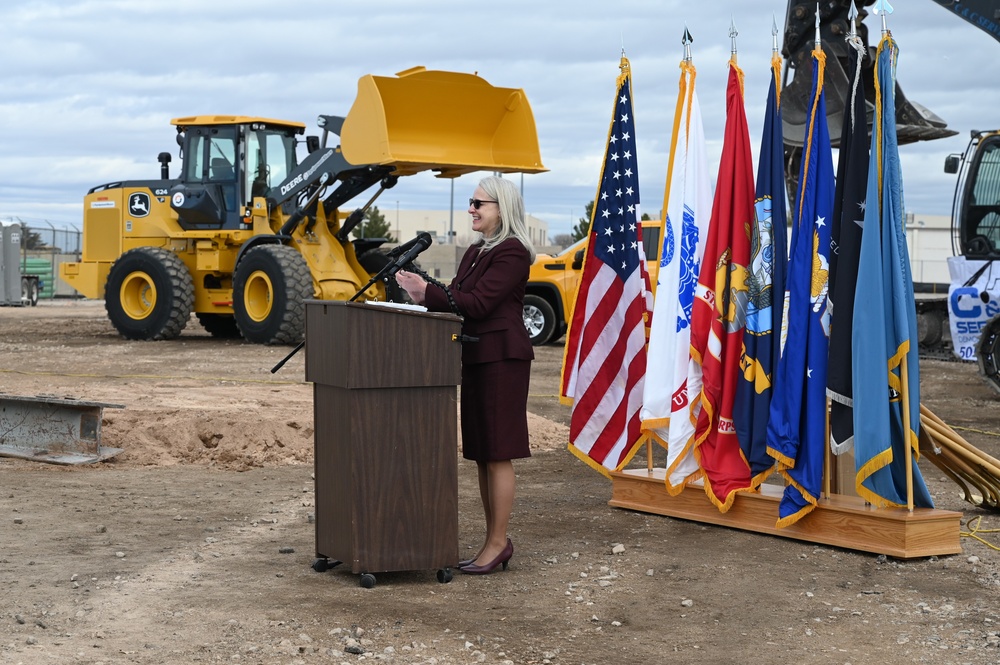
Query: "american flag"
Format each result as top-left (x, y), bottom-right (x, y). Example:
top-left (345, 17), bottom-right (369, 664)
top-left (561, 55), bottom-right (652, 476)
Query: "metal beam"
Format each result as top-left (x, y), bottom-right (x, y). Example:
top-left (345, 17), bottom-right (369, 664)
top-left (0, 394), bottom-right (124, 465)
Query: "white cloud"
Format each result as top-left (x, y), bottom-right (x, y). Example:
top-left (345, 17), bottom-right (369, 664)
top-left (0, 0), bottom-right (995, 240)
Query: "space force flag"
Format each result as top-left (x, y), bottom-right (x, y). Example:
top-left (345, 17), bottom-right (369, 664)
top-left (689, 59), bottom-right (754, 511)
top-left (827, 36), bottom-right (870, 457)
top-left (641, 54), bottom-right (712, 494)
top-left (561, 55), bottom-right (653, 476)
top-left (733, 52), bottom-right (788, 490)
top-left (765, 46), bottom-right (834, 528)
top-left (851, 34), bottom-right (933, 508)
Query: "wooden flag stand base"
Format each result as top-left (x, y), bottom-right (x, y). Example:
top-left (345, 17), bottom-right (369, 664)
top-left (608, 468), bottom-right (963, 559)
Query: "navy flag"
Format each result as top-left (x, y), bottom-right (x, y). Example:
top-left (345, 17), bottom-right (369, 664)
top-left (827, 37), bottom-right (869, 457)
top-left (734, 53), bottom-right (787, 489)
top-left (851, 34), bottom-right (933, 508)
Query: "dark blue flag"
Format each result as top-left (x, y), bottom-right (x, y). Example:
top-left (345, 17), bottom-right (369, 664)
top-left (765, 48), bottom-right (834, 528)
top-left (827, 40), bottom-right (870, 456)
top-left (734, 54), bottom-right (787, 489)
top-left (851, 35), bottom-right (933, 508)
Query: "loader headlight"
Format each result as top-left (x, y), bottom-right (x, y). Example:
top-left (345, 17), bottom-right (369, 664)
top-left (316, 116), bottom-right (326, 128)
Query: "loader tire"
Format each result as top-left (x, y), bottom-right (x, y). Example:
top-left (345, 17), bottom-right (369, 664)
top-left (196, 313), bottom-right (241, 338)
top-left (233, 245), bottom-right (313, 345)
top-left (105, 247), bottom-right (194, 340)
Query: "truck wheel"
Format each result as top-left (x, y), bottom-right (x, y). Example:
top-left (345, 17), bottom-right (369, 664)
top-left (233, 245), bottom-right (313, 345)
top-left (917, 308), bottom-right (943, 347)
top-left (105, 247), bottom-right (194, 340)
top-left (357, 248), bottom-right (410, 304)
top-left (196, 313), bottom-right (241, 338)
top-left (523, 294), bottom-right (556, 346)
top-left (20, 278), bottom-right (39, 306)
top-left (976, 315), bottom-right (1000, 395)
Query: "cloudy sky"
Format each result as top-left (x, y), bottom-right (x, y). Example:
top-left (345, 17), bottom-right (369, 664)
top-left (2, 0), bottom-right (999, 240)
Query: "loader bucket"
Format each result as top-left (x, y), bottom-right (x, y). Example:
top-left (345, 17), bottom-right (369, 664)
top-left (340, 67), bottom-right (546, 178)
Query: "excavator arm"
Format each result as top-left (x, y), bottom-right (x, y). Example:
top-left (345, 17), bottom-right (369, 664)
top-left (928, 0), bottom-right (1000, 44)
top-left (780, 0), bottom-right (973, 199)
top-left (782, 0), bottom-right (960, 150)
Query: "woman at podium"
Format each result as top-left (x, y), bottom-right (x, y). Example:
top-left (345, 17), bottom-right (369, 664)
top-left (395, 176), bottom-right (536, 575)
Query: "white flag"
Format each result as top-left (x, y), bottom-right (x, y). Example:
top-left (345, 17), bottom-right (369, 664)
top-left (640, 61), bottom-right (713, 493)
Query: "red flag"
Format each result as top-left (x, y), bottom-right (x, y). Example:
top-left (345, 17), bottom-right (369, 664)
top-left (561, 56), bottom-right (652, 476)
top-left (689, 61), bottom-right (754, 510)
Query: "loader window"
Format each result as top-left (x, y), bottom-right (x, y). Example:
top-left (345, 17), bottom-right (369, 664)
top-left (245, 130), bottom-right (296, 202)
top-left (184, 129), bottom-right (238, 213)
top-left (966, 139), bottom-right (1000, 256)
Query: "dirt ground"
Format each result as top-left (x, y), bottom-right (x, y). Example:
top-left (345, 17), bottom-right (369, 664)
top-left (2, 300), bottom-right (1000, 665)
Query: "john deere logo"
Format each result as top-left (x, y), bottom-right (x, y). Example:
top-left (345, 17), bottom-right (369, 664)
top-left (129, 192), bottom-right (151, 218)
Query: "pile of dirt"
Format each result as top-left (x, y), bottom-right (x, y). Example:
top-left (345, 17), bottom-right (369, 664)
top-left (102, 406), bottom-right (569, 471)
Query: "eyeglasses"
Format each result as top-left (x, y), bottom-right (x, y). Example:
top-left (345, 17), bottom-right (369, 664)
top-left (469, 198), bottom-right (497, 210)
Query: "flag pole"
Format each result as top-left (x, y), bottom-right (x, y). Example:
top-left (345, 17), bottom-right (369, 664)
top-left (824, 398), bottom-right (831, 499)
top-left (814, 5), bottom-right (832, 503)
top-left (729, 16), bottom-right (738, 65)
top-left (901, 355), bottom-right (915, 511)
top-left (873, 0), bottom-right (910, 510)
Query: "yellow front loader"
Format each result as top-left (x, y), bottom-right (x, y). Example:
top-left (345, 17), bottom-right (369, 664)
top-left (60, 67), bottom-right (546, 344)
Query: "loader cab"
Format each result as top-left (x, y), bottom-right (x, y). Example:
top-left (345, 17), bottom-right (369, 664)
top-left (169, 116), bottom-right (303, 231)
top-left (954, 131), bottom-right (1000, 260)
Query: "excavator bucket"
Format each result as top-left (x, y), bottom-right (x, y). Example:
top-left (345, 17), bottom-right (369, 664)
top-left (340, 67), bottom-right (546, 178)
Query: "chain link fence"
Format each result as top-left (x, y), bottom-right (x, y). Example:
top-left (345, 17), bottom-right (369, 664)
top-left (0, 218), bottom-right (82, 299)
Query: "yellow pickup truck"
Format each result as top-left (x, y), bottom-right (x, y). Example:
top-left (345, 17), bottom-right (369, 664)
top-left (523, 221), bottom-right (661, 345)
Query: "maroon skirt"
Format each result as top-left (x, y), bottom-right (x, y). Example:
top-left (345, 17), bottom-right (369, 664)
top-left (460, 359), bottom-right (531, 462)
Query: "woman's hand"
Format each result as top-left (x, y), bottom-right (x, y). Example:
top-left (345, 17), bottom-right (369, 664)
top-left (394, 270), bottom-right (427, 305)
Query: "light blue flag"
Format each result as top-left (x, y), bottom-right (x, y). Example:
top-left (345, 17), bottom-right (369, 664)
top-left (851, 34), bottom-right (933, 508)
top-left (765, 48), bottom-right (834, 528)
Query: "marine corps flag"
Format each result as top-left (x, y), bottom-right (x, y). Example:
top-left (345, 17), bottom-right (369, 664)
top-left (689, 59), bottom-right (754, 511)
top-left (765, 46), bottom-right (834, 528)
top-left (641, 52), bottom-right (712, 494)
top-left (851, 34), bottom-right (933, 508)
top-left (561, 54), bottom-right (653, 476)
top-left (733, 52), bottom-right (787, 490)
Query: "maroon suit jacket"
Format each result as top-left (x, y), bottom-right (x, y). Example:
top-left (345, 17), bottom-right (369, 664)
top-left (424, 238), bottom-right (534, 365)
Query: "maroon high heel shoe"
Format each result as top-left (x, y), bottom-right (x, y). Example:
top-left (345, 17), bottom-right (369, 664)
top-left (460, 539), bottom-right (513, 575)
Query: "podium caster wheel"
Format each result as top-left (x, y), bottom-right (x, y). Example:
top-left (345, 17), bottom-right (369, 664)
top-left (436, 568), bottom-right (453, 584)
top-left (311, 558), bottom-right (341, 573)
top-left (359, 573), bottom-right (376, 589)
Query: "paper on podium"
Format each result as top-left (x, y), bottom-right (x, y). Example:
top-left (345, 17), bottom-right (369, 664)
top-left (364, 301), bottom-right (428, 313)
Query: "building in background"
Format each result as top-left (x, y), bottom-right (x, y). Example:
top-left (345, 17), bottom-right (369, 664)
top-left (906, 212), bottom-right (951, 290)
top-left (383, 208), bottom-right (549, 248)
top-left (379, 209), bottom-right (552, 282)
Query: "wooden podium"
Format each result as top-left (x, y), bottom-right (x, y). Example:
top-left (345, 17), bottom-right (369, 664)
top-left (304, 301), bottom-right (463, 587)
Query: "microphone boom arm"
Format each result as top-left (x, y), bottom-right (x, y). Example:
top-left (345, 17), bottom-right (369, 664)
top-left (270, 232), bottom-right (433, 374)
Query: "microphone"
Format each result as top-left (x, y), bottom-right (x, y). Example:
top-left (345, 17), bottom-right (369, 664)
top-left (385, 232), bottom-right (433, 278)
top-left (386, 231), bottom-right (433, 259)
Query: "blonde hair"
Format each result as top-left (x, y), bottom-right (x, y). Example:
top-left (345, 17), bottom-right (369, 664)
top-left (477, 175), bottom-right (536, 262)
